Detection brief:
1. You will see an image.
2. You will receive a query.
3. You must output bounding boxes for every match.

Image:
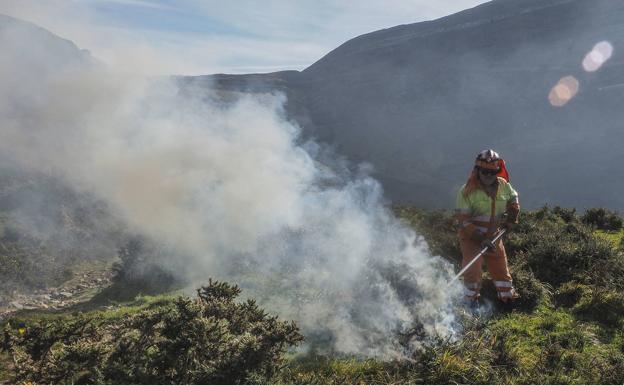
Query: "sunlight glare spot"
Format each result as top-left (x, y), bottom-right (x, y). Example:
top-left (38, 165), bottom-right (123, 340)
top-left (548, 76), bottom-right (579, 107)
top-left (582, 41), bottom-right (614, 72)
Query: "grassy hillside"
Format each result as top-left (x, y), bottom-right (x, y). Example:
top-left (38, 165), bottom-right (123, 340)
top-left (0, 172), bottom-right (123, 299)
top-left (2, 206), bottom-right (624, 384)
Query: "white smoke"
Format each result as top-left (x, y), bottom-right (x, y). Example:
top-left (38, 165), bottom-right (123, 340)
top-left (0, 16), bottom-right (462, 357)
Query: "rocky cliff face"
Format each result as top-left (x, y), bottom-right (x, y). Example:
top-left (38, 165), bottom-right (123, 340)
top-left (185, 0), bottom-right (624, 209)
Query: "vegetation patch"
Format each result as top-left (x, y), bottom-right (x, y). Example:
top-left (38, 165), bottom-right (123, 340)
top-left (556, 282), bottom-right (624, 326)
top-left (595, 228), bottom-right (624, 249)
top-left (4, 206), bottom-right (624, 384)
top-left (0, 220), bottom-right (74, 295)
top-left (2, 280), bottom-right (303, 385)
top-left (0, 173), bottom-right (123, 299)
top-left (582, 208), bottom-right (623, 231)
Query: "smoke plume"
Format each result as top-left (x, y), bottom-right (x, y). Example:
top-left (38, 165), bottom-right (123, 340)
top-left (0, 16), bottom-right (462, 357)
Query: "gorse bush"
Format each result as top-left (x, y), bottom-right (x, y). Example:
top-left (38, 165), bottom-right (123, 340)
top-left (112, 235), bottom-right (180, 297)
top-left (3, 280), bottom-right (304, 385)
top-left (551, 206), bottom-right (577, 223)
top-left (581, 207), bottom-right (623, 231)
top-left (508, 221), bottom-right (622, 288)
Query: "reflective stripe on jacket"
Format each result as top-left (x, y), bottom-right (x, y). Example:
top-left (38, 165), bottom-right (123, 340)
top-left (455, 177), bottom-right (519, 236)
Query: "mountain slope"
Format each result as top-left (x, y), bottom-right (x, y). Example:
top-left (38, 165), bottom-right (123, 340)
top-left (0, 15), bottom-right (118, 296)
top-left (186, 0), bottom-right (624, 209)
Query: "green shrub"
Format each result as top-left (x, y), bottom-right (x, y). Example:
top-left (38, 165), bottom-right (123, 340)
top-left (582, 208), bottom-right (623, 231)
top-left (506, 219), bottom-right (623, 289)
top-left (553, 282), bottom-right (587, 308)
top-left (394, 205), bottom-right (624, 310)
top-left (552, 206), bottom-right (578, 223)
top-left (112, 235), bottom-right (180, 296)
top-left (4, 280), bottom-right (304, 385)
top-left (555, 283), bottom-right (624, 326)
top-left (277, 309), bottom-right (624, 385)
top-left (276, 337), bottom-right (498, 385)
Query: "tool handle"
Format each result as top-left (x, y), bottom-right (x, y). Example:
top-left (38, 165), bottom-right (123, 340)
top-left (449, 229), bottom-right (507, 284)
top-left (491, 228), bottom-right (507, 243)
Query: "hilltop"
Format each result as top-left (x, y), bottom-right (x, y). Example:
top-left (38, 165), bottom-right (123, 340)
top-left (182, 0), bottom-right (624, 209)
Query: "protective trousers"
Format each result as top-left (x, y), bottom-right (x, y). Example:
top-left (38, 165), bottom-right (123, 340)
top-left (458, 230), bottom-right (517, 302)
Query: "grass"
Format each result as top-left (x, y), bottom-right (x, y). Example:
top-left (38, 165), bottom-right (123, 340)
top-left (595, 229), bottom-right (624, 248)
top-left (3, 292), bottom-right (181, 327)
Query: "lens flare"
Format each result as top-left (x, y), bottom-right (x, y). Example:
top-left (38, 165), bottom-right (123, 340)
top-left (549, 76), bottom-right (579, 107)
top-left (582, 41), bottom-right (613, 72)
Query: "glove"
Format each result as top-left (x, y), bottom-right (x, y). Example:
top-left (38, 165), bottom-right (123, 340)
top-left (500, 211), bottom-right (518, 232)
top-left (481, 238), bottom-right (496, 251)
top-left (501, 221), bottom-right (515, 232)
top-left (471, 230), bottom-right (486, 243)
top-left (472, 230), bottom-right (496, 250)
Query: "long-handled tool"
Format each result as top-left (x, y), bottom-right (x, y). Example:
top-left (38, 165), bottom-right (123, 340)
top-left (449, 229), bottom-right (507, 284)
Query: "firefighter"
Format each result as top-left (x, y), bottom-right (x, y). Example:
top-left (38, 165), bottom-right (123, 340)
top-left (455, 149), bottom-right (520, 306)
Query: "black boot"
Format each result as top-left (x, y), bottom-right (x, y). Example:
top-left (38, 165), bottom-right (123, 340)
top-left (499, 299), bottom-right (517, 312)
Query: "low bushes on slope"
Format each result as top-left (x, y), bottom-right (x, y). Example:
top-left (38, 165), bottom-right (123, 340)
top-left (401, 206), bottom-right (624, 292)
top-left (108, 235), bottom-right (181, 299)
top-left (555, 282), bottom-right (624, 327)
top-left (5, 206), bottom-right (624, 385)
top-left (504, 208), bottom-right (624, 291)
top-left (2, 280), bottom-right (303, 385)
top-left (581, 208), bottom-right (623, 231)
top-left (274, 207), bottom-right (624, 384)
top-left (0, 220), bottom-right (74, 295)
top-left (0, 170), bottom-right (132, 299)
top-left (275, 307), bottom-right (624, 385)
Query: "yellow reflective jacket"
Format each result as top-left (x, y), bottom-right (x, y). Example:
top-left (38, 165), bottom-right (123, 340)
top-left (456, 177), bottom-right (519, 236)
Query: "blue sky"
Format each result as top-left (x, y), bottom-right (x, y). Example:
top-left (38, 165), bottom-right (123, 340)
top-left (0, 0), bottom-right (489, 75)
